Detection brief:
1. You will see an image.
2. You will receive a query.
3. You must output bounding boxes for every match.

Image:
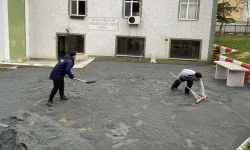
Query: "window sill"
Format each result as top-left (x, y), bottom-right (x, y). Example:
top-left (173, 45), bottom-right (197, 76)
top-left (70, 15), bottom-right (85, 19)
top-left (123, 16), bottom-right (140, 19)
top-left (169, 58), bottom-right (200, 61)
top-left (116, 55), bottom-right (143, 58)
top-left (178, 19), bottom-right (198, 21)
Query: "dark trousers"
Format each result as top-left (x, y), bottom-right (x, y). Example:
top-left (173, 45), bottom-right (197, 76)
top-left (171, 78), bottom-right (193, 94)
top-left (49, 80), bottom-right (64, 102)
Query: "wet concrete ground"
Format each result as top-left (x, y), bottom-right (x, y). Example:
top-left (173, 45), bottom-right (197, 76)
top-left (0, 61), bottom-right (250, 150)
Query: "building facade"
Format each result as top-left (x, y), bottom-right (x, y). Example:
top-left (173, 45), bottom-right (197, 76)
top-left (25, 0), bottom-right (217, 61)
top-left (218, 0), bottom-right (250, 22)
top-left (0, 0), bottom-right (217, 62)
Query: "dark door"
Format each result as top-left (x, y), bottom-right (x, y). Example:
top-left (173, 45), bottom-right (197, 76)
top-left (58, 35), bottom-right (66, 60)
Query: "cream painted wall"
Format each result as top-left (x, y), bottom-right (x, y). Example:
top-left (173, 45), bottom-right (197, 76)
top-left (28, 0), bottom-right (214, 60)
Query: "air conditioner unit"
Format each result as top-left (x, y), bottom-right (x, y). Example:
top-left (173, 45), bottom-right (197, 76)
top-left (128, 16), bottom-right (141, 25)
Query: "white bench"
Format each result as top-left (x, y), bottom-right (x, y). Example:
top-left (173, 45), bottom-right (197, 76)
top-left (214, 61), bottom-right (249, 87)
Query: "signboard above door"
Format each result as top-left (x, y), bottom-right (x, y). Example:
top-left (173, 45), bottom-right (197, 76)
top-left (88, 17), bottom-right (119, 31)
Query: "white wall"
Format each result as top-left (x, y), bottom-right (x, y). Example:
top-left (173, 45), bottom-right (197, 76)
top-left (28, 0), bottom-right (214, 60)
top-left (0, 0), bottom-right (4, 61)
top-left (0, 0), bottom-right (9, 62)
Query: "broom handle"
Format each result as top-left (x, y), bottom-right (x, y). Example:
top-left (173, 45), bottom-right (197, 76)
top-left (75, 78), bottom-right (87, 83)
top-left (65, 76), bottom-right (87, 83)
top-left (139, 51), bottom-right (144, 62)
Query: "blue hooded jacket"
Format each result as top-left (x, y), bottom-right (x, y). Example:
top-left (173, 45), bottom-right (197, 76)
top-left (49, 55), bottom-right (75, 80)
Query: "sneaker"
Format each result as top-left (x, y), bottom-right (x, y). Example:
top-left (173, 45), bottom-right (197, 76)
top-left (60, 95), bottom-right (68, 100)
top-left (47, 101), bottom-right (54, 107)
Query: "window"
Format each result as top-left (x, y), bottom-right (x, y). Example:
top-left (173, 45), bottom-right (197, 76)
top-left (57, 34), bottom-right (84, 60)
top-left (70, 0), bottom-right (86, 17)
top-left (179, 0), bottom-right (198, 20)
top-left (117, 37), bottom-right (145, 56)
top-left (124, 0), bottom-right (140, 17)
top-left (67, 35), bottom-right (84, 53)
top-left (170, 39), bottom-right (200, 59)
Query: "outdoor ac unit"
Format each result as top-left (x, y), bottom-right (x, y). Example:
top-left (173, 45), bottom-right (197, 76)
top-left (128, 16), bottom-right (141, 25)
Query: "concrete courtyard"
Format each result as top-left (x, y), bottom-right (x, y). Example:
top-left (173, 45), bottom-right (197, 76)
top-left (0, 61), bottom-right (249, 150)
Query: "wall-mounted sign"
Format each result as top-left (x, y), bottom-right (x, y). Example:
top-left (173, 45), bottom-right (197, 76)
top-left (88, 17), bottom-right (119, 31)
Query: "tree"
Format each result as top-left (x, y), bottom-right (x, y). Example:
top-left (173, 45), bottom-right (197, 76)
top-left (217, 0), bottom-right (243, 34)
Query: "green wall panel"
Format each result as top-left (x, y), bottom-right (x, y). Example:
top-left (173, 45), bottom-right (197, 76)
top-left (8, 0), bottom-right (25, 60)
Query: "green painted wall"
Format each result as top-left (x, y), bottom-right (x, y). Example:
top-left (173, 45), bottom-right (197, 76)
top-left (8, 0), bottom-right (26, 60)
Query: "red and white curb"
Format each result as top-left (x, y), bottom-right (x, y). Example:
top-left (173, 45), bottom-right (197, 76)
top-left (216, 54), bottom-right (250, 83)
top-left (237, 137), bottom-right (250, 150)
top-left (213, 44), bottom-right (238, 54)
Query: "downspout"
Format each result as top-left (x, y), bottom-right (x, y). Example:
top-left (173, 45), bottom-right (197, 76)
top-left (207, 0), bottom-right (218, 63)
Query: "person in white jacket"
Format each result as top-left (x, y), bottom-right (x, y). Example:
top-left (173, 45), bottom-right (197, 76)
top-left (171, 69), bottom-right (207, 100)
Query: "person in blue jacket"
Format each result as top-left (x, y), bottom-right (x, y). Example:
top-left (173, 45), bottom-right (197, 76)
top-left (47, 52), bottom-right (77, 107)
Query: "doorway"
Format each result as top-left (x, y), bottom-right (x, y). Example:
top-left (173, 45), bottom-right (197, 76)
top-left (57, 34), bottom-right (85, 60)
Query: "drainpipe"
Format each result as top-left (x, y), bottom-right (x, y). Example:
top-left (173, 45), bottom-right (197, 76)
top-left (207, 0), bottom-right (218, 63)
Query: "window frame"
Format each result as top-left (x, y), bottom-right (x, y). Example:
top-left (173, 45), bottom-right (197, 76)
top-left (169, 38), bottom-right (202, 60)
top-left (123, 0), bottom-right (141, 18)
top-left (116, 36), bottom-right (146, 57)
top-left (178, 0), bottom-right (199, 21)
top-left (69, 0), bottom-right (87, 17)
